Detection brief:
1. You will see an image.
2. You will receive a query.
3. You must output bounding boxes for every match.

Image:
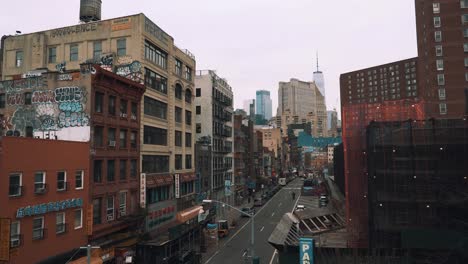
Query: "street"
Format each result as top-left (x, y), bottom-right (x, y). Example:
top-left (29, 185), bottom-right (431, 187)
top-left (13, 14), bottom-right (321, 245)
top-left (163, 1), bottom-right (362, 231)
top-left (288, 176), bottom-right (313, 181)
top-left (204, 179), bottom-right (302, 264)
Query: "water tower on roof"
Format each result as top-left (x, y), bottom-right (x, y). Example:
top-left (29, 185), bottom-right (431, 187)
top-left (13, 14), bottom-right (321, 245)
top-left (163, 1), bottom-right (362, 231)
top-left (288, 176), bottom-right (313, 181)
top-left (79, 0), bottom-right (102, 23)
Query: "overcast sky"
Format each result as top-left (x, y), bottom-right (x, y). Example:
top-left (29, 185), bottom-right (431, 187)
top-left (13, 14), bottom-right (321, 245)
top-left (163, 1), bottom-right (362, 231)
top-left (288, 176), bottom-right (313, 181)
top-left (0, 0), bottom-right (417, 117)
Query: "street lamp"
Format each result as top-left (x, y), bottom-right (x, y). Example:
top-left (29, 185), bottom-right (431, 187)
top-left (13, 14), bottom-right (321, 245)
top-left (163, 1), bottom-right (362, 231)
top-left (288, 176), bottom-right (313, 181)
top-left (202, 199), bottom-right (257, 263)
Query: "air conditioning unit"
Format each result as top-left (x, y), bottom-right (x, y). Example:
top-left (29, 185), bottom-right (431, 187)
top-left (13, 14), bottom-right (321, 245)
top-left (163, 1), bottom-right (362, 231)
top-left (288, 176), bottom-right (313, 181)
top-left (10, 239), bottom-right (20, 248)
top-left (35, 187), bottom-right (46, 194)
top-left (108, 141), bottom-right (116, 147)
top-left (120, 113), bottom-right (127, 118)
top-left (107, 214), bottom-right (114, 221)
top-left (119, 210), bottom-right (127, 217)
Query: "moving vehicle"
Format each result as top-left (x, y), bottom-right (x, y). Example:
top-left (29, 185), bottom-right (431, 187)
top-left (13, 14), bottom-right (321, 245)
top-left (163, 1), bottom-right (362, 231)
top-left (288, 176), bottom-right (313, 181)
top-left (295, 205), bottom-right (306, 211)
top-left (279, 177), bottom-right (287, 186)
top-left (218, 220), bottom-right (229, 238)
top-left (241, 207), bottom-right (255, 217)
top-left (319, 194), bottom-right (329, 208)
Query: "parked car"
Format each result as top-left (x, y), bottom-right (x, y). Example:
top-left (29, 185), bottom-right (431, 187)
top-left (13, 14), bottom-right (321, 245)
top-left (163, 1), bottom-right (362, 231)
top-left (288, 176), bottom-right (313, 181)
top-left (241, 207), bottom-right (255, 217)
top-left (319, 194), bottom-right (329, 208)
top-left (295, 205), bottom-right (306, 211)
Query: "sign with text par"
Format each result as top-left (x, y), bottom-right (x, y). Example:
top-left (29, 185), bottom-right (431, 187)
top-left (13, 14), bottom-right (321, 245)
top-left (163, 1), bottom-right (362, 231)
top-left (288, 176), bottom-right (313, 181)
top-left (299, 238), bottom-right (314, 264)
top-left (175, 174), bottom-right (180, 199)
top-left (140, 173), bottom-right (146, 208)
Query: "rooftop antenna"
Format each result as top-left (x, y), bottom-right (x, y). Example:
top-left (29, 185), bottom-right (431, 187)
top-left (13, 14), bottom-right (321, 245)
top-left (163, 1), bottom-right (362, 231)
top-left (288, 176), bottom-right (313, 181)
top-left (316, 51), bottom-right (319, 72)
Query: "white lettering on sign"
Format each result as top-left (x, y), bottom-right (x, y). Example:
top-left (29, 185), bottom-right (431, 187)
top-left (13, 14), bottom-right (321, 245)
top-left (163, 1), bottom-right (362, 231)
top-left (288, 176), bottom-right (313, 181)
top-left (140, 173), bottom-right (146, 208)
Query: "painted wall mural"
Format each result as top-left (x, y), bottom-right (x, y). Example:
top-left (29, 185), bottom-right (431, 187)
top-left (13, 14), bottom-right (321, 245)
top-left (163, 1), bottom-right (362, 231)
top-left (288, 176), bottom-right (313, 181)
top-left (0, 76), bottom-right (90, 142)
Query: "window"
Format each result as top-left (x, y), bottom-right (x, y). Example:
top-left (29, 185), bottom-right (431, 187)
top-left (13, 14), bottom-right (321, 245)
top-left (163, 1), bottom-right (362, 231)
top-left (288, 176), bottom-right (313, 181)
top-left (464, 28), bottom-right (468, 38)
top-left (57, 171), bottom-right (67, 191)
top-left (435, 31), bottom-right (442, 42)
top-left (117, 38), bottom-right (126, 56)
top-left (93, 198), bottom-right (102, 225)
top-left (196, 88), bottom-right (201, 97)
top-left (144, 96), bottom-right (167, 119)
top-left (465, 58), bottom-right (468, 67)
top-left (120, 129), bottom-right (127, 148)
top-left (147, 186), bottom-right (170, 204)
top-left (108, 128), bottom-right (116, 146)
top-left (185, 110), bottom-right (192, 125)
top-left (131, 131), bottom-right (137, 148)
top-left (118, 192), bottom-right (127, 217)
top-left (466, 72), bottom-right (468, 81)
top-left (15, 51), bottom-right (23, 67)
top-left (9, 173), bottom-right (22, 197)
top-left (142, 155), bottom-right (169, 173)
top-left (48, 47), bottom-right (57, 63)
top-left (67, 44), bottom-right (80, 63)
top-left (185, 132), bottom-right (192, 147)
top-left (175, 155), bottom-right (183, 170)
top-left (56, 212), bottom-right (66, 234)
top-left (463, 14), bottom-right (468, 24)
top-left (34, 172), bottom-right (46, 194)
top-left (185, 155), bottom-right (192, 169)
top-left (465, 43), bottom-right (468, 52)
top-left (75, 170), bottom-right (83, 189)
top-left (120, 160), bottom-right (127, 180)
top-left (196, 105), bottom-right (201, 115)
top-left (175, 59), bottom-right (182, 76)
top-left (175, 107), bottom-right (182, 123)
top-left (94, 160), bottom-right (102, 183)
top-left (196, 123), bottom-right (201, 133)
top-left (144, 126), bottom-right (167, 145)
top-left (433, 3), bottom-right (440, 13)
top-left (93, 41), bottom-right (102, 59)
top-left (10, 222), bottom-right (20, 248)
top-left (95, 92), bottom-right (104, 113)
top-left (175, 84), bottom-right (183, 99)
top-left (462, 0), bottom-right (468, 8)
top-left (436, 59), bottom-right (444, 70)
top-left (107, 160), bottom-right (115, 182)
top-left (130, 159), bottom-right (137, 178)
top-left (26, 126), bottom-right (33, 138)
top-left (144, 40), bottom-right (167, 69)
top-left (25, 92), bottom-right (32, 105)
top-left (144, 68), bottom-right (168, 94)
top-left (32, 217), bottom-right (44, 240)
top-left (185, 89), bottom-right (192, 103)
top-left (439, 103), bottom-right (447, 115)
top-left (437, 74), bottom-right (445, 85)
top-left (434, 17), bottom-right (441, 27)
top-left (106, 196), bottom-right (114, 222)
top-left (438, 88), bottom-right (446, 100)
top-left (175, 131), bottom-right (182, 147)
top-left (0, 94), bottom-right (5, 108)
top-left (74, 209), bottom-right (83, 229)
top-left (94, 126), bottom-right (103, 147)
top-left (181, 181), bottom-right (194, 195)
top-left (120, 99), bottom-right (128, 116)
top-left (185, 66), bottom-right (192, 81)
top-left (108, 95), bottom-right (116, 115)
top-left (435, 45), bottom-right (443, 56)
top-left (131, 102), bottom-right (137, 120)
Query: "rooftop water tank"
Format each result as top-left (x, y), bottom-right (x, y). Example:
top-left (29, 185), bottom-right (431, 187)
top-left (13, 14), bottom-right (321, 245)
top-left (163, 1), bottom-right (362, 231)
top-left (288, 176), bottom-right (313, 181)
top-left (79, 0), bottom-right (102, 23)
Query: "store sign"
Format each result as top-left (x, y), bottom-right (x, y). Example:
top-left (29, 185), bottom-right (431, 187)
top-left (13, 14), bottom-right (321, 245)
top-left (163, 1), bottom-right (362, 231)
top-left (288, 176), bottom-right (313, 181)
top-left (299, 238), bottom-right (314, 264)
top-left (175, 174), bottom-right (180, 199)
top-left (111, 17), bottom-right (132, 31)
top-left (0, 218), bottom-right (11, 261)
top-left (146, 201), bottom-right (176, 231)
top-left (16, 198), bottom-right (83, 218)
top-left (140, 173), bottom-right (146, 208)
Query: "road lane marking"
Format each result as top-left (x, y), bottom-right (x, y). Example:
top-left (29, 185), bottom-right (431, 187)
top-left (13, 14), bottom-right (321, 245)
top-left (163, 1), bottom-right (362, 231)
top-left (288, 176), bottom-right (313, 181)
top-left (260, 226), bottom-right (265, 232)
top-left (205, 250), bottom-right (219, 264)
top-left (243, 251), bottom-right (247, 257)
top-left (271, 212), bottom-right (275, 217)
top-left (269, 250), bottom-right (278, 264)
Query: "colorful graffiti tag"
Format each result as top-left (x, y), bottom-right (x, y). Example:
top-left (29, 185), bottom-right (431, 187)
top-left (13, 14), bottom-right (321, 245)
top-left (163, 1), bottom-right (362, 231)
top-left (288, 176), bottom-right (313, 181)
top-left (115, 61), bottom-right (143, 84)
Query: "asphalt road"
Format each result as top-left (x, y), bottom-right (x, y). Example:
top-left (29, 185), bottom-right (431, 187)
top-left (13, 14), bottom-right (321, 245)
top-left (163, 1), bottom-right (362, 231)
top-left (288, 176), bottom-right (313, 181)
top-left (204, 179), bottom-right (303, 264)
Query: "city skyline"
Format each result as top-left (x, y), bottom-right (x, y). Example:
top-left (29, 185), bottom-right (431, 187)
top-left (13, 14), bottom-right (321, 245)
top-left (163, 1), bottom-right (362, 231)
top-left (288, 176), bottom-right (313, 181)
top-left (0, 0), bottom-right (417, 117)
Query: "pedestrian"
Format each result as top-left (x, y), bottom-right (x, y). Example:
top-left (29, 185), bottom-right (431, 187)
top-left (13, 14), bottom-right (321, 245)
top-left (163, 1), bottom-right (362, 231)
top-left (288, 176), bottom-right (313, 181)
top-left (291, 191), bottom-right (296, 200)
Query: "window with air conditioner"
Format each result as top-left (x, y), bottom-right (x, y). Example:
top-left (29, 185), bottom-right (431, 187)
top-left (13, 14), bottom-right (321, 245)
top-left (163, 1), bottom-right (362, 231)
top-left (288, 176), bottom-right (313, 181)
top-left (436, 59), bottom-right (444, 71)
top-left (119, 192), bottom-right (127, 217)
top-left (15, 51), bottom-right (23, 67)
top-left (463, 14), bottom-right (468, 24)
top-left (438, 88), bottom-right (446, 100)
top-left (34, 172), bottom-right (46, 194)
top-left (462, 0), bottom-right (468, 8)
top-left (439, 103), bottom-right (447, 115)
top-left (433, 3), bottom-right (440, 13)
top-left (107, 196), bottom-right (114, 222)
top-left (120, 99), bottom-right (128, 117)
top-left (10, 221), bottom-right (20, 247)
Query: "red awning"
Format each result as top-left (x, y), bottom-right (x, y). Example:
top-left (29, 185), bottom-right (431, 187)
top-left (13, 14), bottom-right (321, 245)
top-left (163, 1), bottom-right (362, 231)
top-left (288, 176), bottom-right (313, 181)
top-left (176, 206), bottom-right (203, 223)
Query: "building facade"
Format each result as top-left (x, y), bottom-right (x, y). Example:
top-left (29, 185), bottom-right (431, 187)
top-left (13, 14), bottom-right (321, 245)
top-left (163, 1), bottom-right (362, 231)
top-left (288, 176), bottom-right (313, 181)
top-left (415, 0), bottom-right (468, 118)
top-left (243, 99), bottom-right (255, 120)
top-left (194, 70), bottom-right (234, 205)
top-left (255, 90), bottom-right (272, 121)
top-left (0, 137), bottom-right (90, 264)
top-left (327, 109), bottom-right (338, 137)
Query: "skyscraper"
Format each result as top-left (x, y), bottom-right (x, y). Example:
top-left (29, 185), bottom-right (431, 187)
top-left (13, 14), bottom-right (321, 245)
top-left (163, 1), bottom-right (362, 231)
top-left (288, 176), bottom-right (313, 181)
top-left (313, 53), bottom-right (325, 98)
top-left (256, 90), bottom-right (272, 120)
top-left (243, 99), bottom-right (256, 120)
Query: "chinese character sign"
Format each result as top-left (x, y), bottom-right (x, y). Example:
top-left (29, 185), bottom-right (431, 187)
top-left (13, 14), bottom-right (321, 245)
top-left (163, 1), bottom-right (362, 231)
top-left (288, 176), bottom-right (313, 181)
top-left (16, 198), bottom-right (83, 218)
top-left (140, 173), bottom-right (146, 208)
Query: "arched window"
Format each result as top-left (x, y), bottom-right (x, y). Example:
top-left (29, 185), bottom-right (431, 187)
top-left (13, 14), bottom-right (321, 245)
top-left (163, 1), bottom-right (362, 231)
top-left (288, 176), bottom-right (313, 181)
top-left (185, 89), bottom-right (192, 104)
top-left (175, 84), bottom-right (183, 100)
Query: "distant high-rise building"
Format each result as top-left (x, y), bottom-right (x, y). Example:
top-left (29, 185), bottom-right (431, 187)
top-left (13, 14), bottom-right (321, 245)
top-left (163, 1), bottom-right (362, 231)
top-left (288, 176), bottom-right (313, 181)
top-left (327, 109), bottom-right (338, 137)
top-left (256, 90), bottom-right (272, 120)
top-left (313, 53), bottom-right (325, 98)
top-left (243, 99), bottom-right (256, 120)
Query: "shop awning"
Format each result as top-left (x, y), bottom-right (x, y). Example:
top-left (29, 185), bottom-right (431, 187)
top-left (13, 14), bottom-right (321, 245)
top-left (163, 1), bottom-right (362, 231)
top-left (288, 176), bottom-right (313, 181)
top-left (176, 206), bottom-right (203, 223)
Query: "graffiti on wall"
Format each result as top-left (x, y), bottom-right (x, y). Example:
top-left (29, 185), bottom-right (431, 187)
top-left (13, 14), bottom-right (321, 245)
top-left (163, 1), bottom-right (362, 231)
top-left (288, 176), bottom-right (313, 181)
top-left (115, 61), bottom-right (143, 84)
top-left (0, 76), bottom-right (47, 94)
